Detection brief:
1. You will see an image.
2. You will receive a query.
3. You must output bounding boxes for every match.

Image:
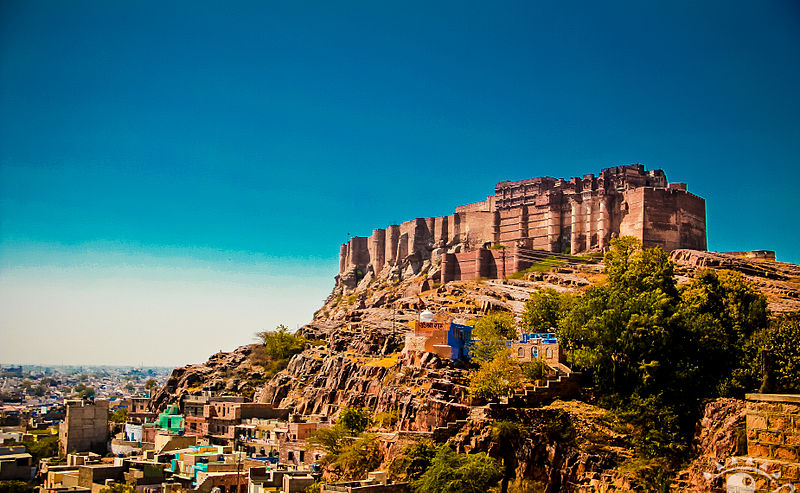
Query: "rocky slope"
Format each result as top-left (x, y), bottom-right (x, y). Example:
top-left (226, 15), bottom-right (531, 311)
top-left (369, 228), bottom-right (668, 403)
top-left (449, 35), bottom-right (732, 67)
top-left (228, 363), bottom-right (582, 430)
top-left (149, 344), bottom-right (270, 411)
top-left (671, 249), bottom-right (800, 312)
top-left (148, 246), bottom-right (800, 490)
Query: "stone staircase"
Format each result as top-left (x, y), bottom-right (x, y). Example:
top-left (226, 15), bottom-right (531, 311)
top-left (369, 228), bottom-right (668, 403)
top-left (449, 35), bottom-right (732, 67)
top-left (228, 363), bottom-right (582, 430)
top-left (509, 369), bottom-right (580, 408)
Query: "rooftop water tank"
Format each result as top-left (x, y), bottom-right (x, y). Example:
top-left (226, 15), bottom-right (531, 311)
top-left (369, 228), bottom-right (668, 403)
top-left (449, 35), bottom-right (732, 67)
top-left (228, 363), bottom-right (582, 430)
top-left (419, 310), bottom-right (435, 322)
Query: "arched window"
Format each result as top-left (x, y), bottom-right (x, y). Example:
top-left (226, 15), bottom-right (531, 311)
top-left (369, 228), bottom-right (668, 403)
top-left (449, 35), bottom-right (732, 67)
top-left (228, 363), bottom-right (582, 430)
top-left (518, 347), bottom-right (524, 358)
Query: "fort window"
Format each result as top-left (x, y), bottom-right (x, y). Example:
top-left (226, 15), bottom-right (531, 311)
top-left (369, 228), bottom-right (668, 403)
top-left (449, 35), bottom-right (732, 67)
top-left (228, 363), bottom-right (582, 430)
top-left (518, 348), bottom-right (524, 358)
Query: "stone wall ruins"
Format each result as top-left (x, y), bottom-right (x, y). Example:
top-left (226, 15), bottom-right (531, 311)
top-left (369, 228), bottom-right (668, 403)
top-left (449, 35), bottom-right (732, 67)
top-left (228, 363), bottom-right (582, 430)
top-left (338, 164), bottom-right (706, 286)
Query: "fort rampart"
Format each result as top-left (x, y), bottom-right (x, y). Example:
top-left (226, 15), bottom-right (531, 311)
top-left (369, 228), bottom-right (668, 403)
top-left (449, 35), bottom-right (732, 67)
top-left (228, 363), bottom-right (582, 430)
top-left (339, 164), bottom-right (706, 284)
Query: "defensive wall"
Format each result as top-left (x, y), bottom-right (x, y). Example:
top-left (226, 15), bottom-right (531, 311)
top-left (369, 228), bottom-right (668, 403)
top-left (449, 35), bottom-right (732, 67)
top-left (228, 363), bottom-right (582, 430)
top-left (339, 164), bottom-right (706, 283)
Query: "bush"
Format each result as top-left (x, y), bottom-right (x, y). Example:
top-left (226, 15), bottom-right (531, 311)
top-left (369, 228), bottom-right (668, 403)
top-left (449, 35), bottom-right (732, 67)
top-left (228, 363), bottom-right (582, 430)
top-left (521, 359), bottom-right (546, 382)
top-left (469, 351), bottom-right (522, 402)
top-left (522, 288), bottom-right (574, 332)
top-left (333, 434), bottom-right (382, 480)
top-left (338, 406), bottom-right (373, 434)
top-left (374, 410), bottom-right (399, 429)
top-left (251, 325), bottom-right (309, 377)
top-left (473, 311), bottom-right (516, 340)
top-left (412, 445), bottom-right (503, 493)
top-left (754, 312), bottom-right (800, 393)
top-left (388, 440), bottom-right (437, 482)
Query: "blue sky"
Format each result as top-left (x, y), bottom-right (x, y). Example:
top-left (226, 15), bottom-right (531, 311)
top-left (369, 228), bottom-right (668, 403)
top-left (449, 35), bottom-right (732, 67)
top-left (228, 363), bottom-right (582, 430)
top-left (1, 1), bottom-right (798, 366)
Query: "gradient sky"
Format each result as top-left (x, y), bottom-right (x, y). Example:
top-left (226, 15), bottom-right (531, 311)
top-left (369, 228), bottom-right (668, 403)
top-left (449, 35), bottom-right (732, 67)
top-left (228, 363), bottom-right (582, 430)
top-left (1, 1), bottom-right (799, 366)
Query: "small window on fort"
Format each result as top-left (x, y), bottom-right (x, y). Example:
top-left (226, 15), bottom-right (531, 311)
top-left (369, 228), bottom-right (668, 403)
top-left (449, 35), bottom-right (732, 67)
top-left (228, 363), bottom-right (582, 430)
top-left (518, 348), bottom-right (524, 357)
top-left (546, 347), bottom-right (552, 358)
top-left (531, 347), bottom-right (537, 358)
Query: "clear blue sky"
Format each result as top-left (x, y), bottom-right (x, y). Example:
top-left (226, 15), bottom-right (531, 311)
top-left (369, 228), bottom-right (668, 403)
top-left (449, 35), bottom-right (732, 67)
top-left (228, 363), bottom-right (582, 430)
top-left (1, 1), bottom-right (798, 365)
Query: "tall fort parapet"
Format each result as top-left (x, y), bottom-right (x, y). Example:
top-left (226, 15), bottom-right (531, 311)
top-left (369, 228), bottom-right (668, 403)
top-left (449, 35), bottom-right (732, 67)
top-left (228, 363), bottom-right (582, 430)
top-left (338, 164), bottom-right (705, 288)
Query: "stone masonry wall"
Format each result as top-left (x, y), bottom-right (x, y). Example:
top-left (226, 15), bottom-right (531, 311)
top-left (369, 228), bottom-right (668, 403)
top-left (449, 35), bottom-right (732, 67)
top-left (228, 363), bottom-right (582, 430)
top-left (745, 393), bottom-right (800, 486)
top-left (59, 400), bottom-right (109, 455)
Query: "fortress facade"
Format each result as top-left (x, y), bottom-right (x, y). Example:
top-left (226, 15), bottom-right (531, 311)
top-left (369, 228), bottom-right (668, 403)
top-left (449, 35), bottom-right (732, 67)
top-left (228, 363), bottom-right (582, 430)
top-left (339, 164), bottom-right (706, 284)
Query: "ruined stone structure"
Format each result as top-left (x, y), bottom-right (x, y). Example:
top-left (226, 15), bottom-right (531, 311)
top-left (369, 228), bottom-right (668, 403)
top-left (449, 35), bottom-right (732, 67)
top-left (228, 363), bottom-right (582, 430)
top-left (339, 164), bottom-right (706, 285)
top-left (58, 400), bottom-right (109, 455)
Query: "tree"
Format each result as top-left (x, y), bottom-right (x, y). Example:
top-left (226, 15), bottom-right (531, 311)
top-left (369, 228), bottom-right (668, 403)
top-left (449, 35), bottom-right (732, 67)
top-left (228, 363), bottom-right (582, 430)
top-left (22, 434), bottom-right (59, 462)
top-left (521, 359), bottom-right (546, 382)
top-left (754, 312), bottom-right (800, 393)
top-left (678, 269), bottom-right (769, 396)
top-left (556, 237), bottom-right (774, 459)
top-left (522, 288), bottom-right (574, 332)
top-left (332, 434), bottom-right (382, 480)
top-left (388, 440), bottom-right (437, 482)
top-left (468, 351), bottom-right (522, 402)
top-left (338, 406), bottom-right (373, 434)
top-left (252, 325), bottom-right (309, 378)
top-left (100, 483), bottom-right (135, 493)
top-left (144, 378), bottom-right (158, 391)
top-left (491, 421), bottom-right (529, 493)
top-left (0, 481), bottom-right (35, 493)
top-left (473, 311), bottom-right (517, 341)
top-left (109, 407), bottom-right (128, 424)
top-left (307, 425), bottom-right (347, 457)
top-left (78, 387), bottom-right (95, 400)
top-left (256, 324), bottom-right (307, 360)
top-left (412, 445), bottom-right (503, 493)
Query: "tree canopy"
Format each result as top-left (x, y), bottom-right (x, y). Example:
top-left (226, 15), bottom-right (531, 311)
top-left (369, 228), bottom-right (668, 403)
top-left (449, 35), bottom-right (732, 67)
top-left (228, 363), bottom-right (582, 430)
top-left (412, 445), bottom-right (503, 493)
top-left (555, 236), bottom-right (776, 459)
top-left (522, 288), bottom-right (575, 332)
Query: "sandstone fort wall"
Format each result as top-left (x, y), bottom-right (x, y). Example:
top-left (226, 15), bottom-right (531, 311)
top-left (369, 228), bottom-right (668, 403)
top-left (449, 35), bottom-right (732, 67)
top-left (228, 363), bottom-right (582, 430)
top-left (339, 164), bottom-right (706, 283)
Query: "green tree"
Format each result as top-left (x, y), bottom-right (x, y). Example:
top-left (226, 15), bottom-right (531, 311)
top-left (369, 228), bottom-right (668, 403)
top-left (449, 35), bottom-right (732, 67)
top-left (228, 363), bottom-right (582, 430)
top-left (388, 440), bottom-right (437, 482)
top-left (77, 387), bottom-right (95, 400)
top-left (468, 351), bottom-right (522, 402)
top-left (100, 482), bottom-right (135, 493)
top-left (556, 237), bottom-right (689, 457)
top-left (307, 425), bottom-right (347, 457)
top-left (473, 311), bottom-right (517, 340)
top-left (252, 325), bottom-right (310, 377)
top-left (521, 358), bottom-right (546, 382)
top-left (144, 378), bottom-right (158, 391)
top-left (338, 406), bottom-right (373, 434)
top-left (22, 434), bottom-right (59, 462)
top-left (678, 269), bottom-right (769, 395)
top-left (556, 237), bottom-right (773, 459)
top-left (109, 407), bottom-right (128, 424)
top-left (412, 445), bottom-right (503, 493)
top-left (256, 324), bottom-right (307, 360)
top-left (754, 312), bottom-right (800, 393)
top-left (332, 434), bottom-right (382, 480)
top-left (522, 288), bottom-right (574, 332)
top-left (469, 339), bottom-right (507, 364)
top-left (374, 410), bottom-right (398, 429)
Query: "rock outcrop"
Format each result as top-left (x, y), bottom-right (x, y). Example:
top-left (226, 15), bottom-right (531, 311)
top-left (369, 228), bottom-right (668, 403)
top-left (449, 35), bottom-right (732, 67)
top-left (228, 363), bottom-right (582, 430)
top-left (149, 345), bottom-right (268, 411)
top-left (671, 249), bottom-right (800, 312)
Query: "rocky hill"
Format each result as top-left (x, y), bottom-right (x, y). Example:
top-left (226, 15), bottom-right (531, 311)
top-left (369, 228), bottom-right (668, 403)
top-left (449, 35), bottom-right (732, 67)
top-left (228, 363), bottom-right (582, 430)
top-left (149, 246), bottom-right (800, 491)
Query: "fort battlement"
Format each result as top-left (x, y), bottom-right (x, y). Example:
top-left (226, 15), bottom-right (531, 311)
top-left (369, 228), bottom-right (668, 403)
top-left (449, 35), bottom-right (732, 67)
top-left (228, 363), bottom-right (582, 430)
top-left (339, 164), bottom-right (706, 285)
